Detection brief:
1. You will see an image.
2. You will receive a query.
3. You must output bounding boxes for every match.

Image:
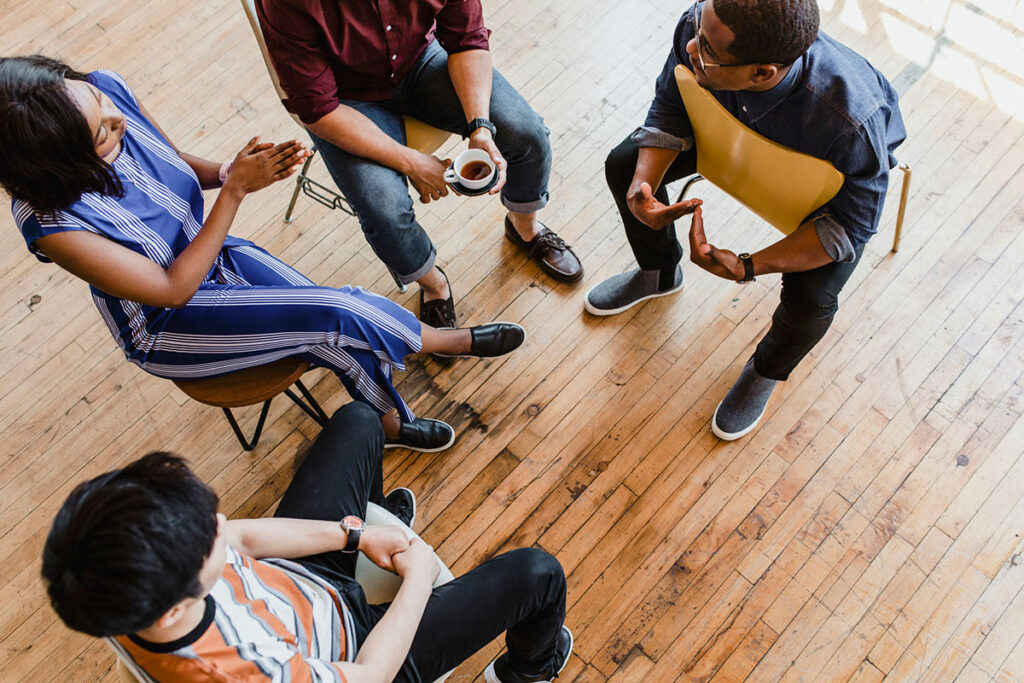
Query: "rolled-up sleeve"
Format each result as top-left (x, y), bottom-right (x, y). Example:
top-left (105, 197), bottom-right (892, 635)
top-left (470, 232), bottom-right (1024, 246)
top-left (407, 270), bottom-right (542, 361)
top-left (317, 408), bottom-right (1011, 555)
top-left (435, 0), bottom-right (491, 53)
top-left (821, 107), bottom-right (897, 246)
top-left (257, 0), bottom-right (339, 125)
top-left (642, 8), bottom-right (696, 146)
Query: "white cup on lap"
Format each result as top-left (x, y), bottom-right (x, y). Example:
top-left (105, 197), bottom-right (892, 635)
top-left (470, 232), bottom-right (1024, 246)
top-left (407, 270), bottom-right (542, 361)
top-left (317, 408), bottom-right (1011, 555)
top-left (443, 149), bottom-right (496, 191)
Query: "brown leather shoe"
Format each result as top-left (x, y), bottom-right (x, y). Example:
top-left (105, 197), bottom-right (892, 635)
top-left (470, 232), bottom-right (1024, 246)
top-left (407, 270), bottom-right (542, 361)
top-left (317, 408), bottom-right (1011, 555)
top-left (504, 216), bottom-right (584, 283)
top-left (419, 267), bottom-right (456, 328)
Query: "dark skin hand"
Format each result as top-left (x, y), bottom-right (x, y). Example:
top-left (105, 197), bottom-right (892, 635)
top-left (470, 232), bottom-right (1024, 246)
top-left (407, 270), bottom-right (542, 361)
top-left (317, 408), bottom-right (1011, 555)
top-left (688, 206), bottom-right (834, 280)
top-left (629, 181), bottom-right (703, 230)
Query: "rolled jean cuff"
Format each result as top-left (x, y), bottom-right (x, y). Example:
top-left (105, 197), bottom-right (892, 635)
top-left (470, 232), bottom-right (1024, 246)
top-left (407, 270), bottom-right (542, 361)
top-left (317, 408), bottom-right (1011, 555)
top-left (397, 246), bottom-right (437, 284)
top-left (501, 190), bottom-right (549, 214)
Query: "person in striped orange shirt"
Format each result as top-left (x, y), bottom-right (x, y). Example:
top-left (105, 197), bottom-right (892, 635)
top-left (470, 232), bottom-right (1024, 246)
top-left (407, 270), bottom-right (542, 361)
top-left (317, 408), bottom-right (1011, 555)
top-left (41, 402), bottom-right (572, 683)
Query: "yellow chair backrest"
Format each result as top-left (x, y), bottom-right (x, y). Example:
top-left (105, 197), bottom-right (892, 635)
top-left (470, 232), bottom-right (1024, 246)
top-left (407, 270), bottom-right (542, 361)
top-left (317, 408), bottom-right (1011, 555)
top-left (674, 65), bottom-right (843, 235)
top-left (240, 0), bottom-right (450, 155)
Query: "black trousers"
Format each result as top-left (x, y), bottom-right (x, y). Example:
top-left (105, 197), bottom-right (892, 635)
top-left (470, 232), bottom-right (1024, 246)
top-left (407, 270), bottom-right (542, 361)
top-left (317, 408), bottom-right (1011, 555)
top-left (275, 402), bottom-right (567, 682)
top-left (605, 135), bottom-right (864, 380)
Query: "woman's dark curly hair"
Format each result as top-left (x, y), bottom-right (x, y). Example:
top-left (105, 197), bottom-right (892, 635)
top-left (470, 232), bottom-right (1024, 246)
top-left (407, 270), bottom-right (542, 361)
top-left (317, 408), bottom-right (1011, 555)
top-left (0, 55), bottom-right (123, 213)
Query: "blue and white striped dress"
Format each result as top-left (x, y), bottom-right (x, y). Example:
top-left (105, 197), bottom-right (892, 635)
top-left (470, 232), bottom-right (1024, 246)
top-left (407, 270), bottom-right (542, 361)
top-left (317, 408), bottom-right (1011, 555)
top-left (13, 70), bottom-right (421, 421)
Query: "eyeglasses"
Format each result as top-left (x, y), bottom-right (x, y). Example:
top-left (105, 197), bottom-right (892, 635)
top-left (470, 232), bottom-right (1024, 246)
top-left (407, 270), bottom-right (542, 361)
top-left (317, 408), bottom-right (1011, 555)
top-left (691, 1), bottom-right (784, 70)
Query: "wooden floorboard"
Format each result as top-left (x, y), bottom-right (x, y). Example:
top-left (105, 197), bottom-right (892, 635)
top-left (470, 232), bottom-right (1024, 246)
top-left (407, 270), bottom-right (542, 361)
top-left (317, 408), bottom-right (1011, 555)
top-left (2, 0), bottom-right (1024, 680)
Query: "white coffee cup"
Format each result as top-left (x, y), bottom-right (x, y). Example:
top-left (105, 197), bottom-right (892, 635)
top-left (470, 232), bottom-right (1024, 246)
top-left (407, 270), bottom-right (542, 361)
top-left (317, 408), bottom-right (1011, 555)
top-left (443, 149), bottom-right (496, 191)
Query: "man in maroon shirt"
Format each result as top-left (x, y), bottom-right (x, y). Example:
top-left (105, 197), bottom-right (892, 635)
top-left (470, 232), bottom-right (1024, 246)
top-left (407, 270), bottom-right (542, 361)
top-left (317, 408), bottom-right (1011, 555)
top-left (257, 0), bottom-right (584, 329)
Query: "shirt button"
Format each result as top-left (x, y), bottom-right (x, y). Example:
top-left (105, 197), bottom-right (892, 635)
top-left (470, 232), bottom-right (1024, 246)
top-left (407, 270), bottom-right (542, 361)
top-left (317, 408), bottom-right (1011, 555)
top-left (391, 54), bottom-right (397, 60)
top-left (386, 25), bottom-right (392, 31)
top-left (390, 72), bottom-right (396, 78)
top-left (742, 105), bottom-right (748, 112)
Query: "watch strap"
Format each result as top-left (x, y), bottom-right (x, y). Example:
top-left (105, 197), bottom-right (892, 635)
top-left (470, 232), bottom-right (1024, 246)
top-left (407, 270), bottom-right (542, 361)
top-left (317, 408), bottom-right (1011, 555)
top-left (465, 117), bottom-right (497, 139)
top-left (340, 516), bottom-right (363, 553)
top-left (738, 253), bottom-right (755, 283)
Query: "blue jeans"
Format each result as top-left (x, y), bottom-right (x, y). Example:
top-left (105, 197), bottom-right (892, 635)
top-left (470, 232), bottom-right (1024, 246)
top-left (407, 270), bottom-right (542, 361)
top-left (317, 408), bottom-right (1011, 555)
top-left (311, 40), bottom-right (552, 284)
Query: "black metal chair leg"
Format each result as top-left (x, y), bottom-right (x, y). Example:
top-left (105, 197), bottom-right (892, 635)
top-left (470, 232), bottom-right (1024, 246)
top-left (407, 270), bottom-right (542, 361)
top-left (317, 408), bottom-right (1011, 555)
top-left (222, 399), bottom-right (273, 451)
top-left (284, 379), bottom-right (328, 426)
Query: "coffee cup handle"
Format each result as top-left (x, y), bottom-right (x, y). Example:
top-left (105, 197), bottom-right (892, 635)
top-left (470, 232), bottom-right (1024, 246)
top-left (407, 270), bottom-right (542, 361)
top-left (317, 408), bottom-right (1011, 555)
top-left (443, 168), bottom-right (458, 183)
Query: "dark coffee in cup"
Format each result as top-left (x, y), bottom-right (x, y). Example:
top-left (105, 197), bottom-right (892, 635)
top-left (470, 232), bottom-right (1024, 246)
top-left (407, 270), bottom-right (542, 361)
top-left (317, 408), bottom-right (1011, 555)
top-left (460, 160), bottom-right (492, 181)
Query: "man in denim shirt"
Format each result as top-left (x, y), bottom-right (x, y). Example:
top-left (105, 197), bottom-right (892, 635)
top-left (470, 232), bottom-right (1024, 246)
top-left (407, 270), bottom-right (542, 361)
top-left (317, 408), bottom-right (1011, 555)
top-left (586, 0), bottom-right (905, 440)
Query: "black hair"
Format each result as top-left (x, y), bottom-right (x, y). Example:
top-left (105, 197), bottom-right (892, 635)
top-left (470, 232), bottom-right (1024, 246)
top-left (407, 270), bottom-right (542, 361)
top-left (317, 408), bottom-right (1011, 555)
top-left (713, 0), bottom-right (820, 66)
top-left (0, 55), bottom-right (123, 213)
top-left (41, 452), bottom-right (220, 637)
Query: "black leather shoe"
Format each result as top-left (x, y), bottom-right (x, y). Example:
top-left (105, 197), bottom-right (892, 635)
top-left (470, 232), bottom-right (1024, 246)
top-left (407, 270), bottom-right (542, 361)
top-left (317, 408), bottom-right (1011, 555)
top-left (384, 418), bottom-right (455, 453)
top-left (433, 322), bottom-right (526, 359)
top-left (419, 267), bottom-right (456, 329)
top-left (383, 487), bottom-right (417, 528)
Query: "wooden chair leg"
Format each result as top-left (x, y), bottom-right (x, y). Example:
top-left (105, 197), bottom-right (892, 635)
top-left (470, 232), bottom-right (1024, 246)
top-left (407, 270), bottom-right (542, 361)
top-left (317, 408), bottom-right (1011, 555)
top-left (892, 161), bottom-right (912, 253)
top-left (222, 400), bottom-right (273, 451)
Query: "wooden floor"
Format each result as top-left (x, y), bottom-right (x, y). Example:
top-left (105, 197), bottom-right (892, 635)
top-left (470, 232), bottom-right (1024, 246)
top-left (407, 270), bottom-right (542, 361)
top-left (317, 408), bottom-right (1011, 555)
top-left (3, 0), bottom-right (1024, 680)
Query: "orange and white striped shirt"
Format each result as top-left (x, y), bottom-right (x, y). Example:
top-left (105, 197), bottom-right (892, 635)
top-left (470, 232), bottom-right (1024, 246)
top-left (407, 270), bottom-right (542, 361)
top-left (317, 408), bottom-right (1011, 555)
top-left (110, 545), bottom-right (357, 682)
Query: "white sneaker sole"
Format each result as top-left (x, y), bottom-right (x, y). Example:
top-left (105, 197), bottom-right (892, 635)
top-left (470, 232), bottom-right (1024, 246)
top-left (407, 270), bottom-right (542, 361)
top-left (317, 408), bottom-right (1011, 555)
top-left (711, 400), bottom-right (767, 441)
top-left (583, 281), bottom-right (683, 316)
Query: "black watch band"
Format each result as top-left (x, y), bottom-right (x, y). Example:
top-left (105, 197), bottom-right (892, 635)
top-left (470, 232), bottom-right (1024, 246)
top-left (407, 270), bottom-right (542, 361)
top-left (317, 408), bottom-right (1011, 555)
top-left (738, 253), bottom-right (755, 283)
top-left (340, 516), bottom-right (363, 553)
top-left (465, 117), bottom-right (497, 139)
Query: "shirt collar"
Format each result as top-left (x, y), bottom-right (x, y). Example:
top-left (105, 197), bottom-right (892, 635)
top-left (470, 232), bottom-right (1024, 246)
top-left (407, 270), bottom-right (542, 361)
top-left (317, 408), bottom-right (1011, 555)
top-left (736, 55), bottom-right (804, 122)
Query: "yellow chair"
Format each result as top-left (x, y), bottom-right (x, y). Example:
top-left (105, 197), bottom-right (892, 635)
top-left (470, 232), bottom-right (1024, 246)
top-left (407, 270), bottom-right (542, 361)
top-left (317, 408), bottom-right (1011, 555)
top-left (113, 502), bottom-right (455, 682)
top-left (673, 65), bottom-right (911, 252)
top-left (239, 0), bottom-right (453, 290)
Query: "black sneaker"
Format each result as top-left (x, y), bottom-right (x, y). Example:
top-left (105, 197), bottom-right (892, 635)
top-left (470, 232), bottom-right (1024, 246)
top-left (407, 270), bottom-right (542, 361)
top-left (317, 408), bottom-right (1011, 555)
top-left (483, 625), bottom-right (573, 683)
top-left (383, 487), bottom-right (416, 528)
top-left (384, 418), bottom-right (456, 453)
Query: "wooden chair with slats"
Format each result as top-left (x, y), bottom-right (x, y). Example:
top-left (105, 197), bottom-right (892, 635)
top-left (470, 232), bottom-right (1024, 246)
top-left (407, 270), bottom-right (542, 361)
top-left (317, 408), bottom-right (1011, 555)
top-left (240, 0), bottom-right (453, 292)
top-left (672, 64), bottom-right (911, 252)
top-left (114, 502), bottom-right (455, 682)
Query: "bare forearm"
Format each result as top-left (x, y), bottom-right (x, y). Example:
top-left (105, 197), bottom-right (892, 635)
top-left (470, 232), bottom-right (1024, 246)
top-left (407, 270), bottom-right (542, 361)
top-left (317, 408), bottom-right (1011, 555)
top-left (180, 152), bottom-right (223, 190)
top-left (751, 220), bottom-right (832, 274)
top-left (225, 517), bottom-right (347, 559)
top-left (160, 185), bottom-right (244, 306)
top-left (448, 49), bottom-right (492, 123)
top-left (307, 104), bottom-right (415, 174)
top-left (352, 579), bottom-right (432, 681)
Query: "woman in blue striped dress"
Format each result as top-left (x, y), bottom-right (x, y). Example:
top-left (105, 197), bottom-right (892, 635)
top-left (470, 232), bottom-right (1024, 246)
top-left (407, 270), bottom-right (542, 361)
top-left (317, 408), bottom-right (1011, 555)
top-left (0, 56), bottom-right (525, 452)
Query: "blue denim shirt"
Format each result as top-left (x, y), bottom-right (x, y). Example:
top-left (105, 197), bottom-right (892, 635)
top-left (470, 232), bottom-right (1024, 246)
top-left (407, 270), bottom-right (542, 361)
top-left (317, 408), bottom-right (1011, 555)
top-left (637, 3), bottom-right (906, 258)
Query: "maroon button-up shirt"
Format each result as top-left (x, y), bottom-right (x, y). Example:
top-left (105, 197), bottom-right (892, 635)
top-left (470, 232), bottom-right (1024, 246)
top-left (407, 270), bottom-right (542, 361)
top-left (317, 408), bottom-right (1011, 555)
top-left (257, 0), bottom-right (491, 125)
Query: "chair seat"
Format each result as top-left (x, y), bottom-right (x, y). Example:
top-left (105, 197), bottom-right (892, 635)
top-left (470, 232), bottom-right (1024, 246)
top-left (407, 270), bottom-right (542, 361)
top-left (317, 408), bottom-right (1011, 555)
top-left (173, 357), bottom-right (310, 408)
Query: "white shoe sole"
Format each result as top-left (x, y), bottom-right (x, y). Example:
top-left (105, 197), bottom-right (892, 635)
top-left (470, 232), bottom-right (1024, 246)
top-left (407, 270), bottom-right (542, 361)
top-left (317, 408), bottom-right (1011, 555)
top-left (711, 400), bottom-right (767, 441)
top-left (483, 626), bottom-right (573, 683)
top-left (432, 322), bottom-right (527, 359)
top-left (384, 486), bottom-right (416, 528)
top-left (384, 424), bottom-right (456, 453)
top-left (583, 281), bottom-right (683, 316)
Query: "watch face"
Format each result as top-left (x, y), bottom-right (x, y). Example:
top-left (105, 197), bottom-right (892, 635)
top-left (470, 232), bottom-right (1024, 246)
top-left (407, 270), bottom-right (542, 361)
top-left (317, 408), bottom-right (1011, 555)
top-left (341, 515), bottom-right (364, 531)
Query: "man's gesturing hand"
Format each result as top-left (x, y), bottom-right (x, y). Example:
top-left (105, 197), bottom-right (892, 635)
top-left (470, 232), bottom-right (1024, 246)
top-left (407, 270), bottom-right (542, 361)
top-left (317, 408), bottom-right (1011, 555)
top-left (627, 182), bottom-right (702, 230)
top-left (688, 206), bottom-right (745, 280)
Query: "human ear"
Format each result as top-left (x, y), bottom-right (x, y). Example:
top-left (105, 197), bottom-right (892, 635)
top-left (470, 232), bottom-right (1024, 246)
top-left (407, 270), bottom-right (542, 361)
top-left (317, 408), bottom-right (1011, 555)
top-left (751, 64), bottom-right (779, 84)
top-left (154, 600), bottom-right (190, 629)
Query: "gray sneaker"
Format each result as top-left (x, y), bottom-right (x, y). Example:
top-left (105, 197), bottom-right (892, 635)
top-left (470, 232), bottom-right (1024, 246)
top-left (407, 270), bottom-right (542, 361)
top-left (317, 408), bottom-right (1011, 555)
top-left (712, 357), bottom-right (777, 440)
top-left (583, 266), bottom-right (683, 316)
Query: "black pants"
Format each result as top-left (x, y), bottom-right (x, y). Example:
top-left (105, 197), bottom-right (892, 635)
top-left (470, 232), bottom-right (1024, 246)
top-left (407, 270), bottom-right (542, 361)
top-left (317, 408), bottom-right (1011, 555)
top-left (605, 135), bottom-right (864, 380)
top-left (275, 402), bottom-right (567, 682)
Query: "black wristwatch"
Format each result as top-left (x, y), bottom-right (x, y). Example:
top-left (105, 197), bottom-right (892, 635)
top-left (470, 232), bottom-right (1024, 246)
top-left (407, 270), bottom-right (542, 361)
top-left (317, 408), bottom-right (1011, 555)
top-left (737, 253), bottom-right (755, 283)
top-left (465, 117), bottom-right (497, 139)
top-left (340, 515), bottom-right (364, 553)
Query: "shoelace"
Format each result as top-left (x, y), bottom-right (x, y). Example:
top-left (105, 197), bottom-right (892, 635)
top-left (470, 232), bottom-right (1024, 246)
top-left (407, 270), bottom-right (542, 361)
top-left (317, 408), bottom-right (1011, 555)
top-left (422, 298), bottom-right (457, 328)
top-left (531, 230), bottom-right (571, 256)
